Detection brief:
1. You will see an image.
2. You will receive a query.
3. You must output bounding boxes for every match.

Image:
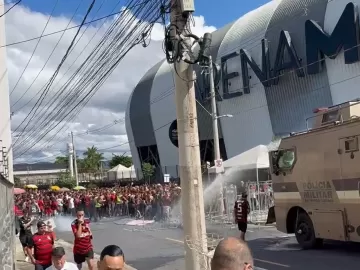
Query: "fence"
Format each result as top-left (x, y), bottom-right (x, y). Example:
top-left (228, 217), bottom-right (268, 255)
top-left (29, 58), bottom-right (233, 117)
top-left (205, 184), bottom-right (238, 225)
top-left (110, 165), bottom-right (207, 183)
top-left (247, 181), bottom-right (274, 224)
top-left (201, 166), bottom-right (273, 225)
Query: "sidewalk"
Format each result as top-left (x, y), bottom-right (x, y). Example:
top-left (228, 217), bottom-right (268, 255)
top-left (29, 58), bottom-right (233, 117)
top-left (15, 237), bottom-right (136, 270)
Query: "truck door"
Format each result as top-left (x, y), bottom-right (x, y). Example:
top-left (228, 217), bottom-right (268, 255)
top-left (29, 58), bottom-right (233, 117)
top-left (338, 136), bottom-right (360, 241)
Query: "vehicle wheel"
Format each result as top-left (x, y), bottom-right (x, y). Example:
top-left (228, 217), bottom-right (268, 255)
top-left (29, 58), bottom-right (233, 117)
top-left (295, 213), bottom-right (322, 249)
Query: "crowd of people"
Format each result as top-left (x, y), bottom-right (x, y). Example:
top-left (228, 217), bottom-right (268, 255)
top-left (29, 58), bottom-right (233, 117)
top-left (14, 182), bottom-right (257, 270)
top-left (14, 183), bottom-right (182, 270)
top-left (14, 183), bottom-right (182, 222)
top-left (18, 207), bottom-right (125, 270)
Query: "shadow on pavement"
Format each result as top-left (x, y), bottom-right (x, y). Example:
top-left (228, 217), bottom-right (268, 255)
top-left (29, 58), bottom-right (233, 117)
top-left (247, 237), bottom-right (360, 270)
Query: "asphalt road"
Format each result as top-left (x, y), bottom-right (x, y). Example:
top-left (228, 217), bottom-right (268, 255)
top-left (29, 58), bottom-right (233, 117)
top-left (55, 217), bottom-right (360, 270)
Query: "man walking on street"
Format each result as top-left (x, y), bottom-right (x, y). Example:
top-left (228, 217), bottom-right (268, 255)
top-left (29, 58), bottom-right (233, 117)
top-left (27, 221), bottom-right (54, 270)
top-left (71, 209), bottom-right (94, 270)
top-left (19, 209), bottom-right (34, 262)
top-left (234, 192), bottom-right (250, 241)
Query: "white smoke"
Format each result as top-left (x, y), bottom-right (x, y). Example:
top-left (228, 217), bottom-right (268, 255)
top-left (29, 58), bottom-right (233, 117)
top-left (54, 216), bottom-right (74, 232)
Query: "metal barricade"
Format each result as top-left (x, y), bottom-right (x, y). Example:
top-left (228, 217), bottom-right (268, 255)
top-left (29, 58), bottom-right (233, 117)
top-left (224, 184), bottom-right (237, 223)
top-left (247, 181), bottom-right (273, 224)
top-left (205, 183), bottom-right (237, 226)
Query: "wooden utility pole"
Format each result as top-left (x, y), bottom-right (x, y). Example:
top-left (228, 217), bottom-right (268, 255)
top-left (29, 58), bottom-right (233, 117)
top-left (170, 0), bottom-right (208, 269)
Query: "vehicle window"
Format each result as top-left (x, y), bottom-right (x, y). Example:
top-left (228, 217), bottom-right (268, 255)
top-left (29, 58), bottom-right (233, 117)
top-left (322, 110), bottom-right (339, 123)
top-left (278, 149), bottom-right (296, 170)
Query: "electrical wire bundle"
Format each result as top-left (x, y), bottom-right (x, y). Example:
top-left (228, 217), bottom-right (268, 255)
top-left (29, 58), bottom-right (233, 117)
top-left (12, 0), bottom-right (171, 159)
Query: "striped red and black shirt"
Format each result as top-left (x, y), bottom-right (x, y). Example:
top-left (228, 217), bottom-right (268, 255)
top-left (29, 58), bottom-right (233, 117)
top-left (234, 199), bottom-right (250, 223)
top-left (28, 232), bottom-right (54, 265)
top-left (71, 219), bottom-right (93, 254)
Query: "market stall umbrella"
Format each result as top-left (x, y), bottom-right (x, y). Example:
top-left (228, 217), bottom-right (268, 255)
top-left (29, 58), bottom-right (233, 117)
top-left (50, 186), bottom-right (60, 191)
top-left (14, 188), bottom-right (25, 195)
top-left (73, 186), bottom-right (86, 190)
top-left (60, 187), bottom-right (70, 191)
top-left (25, 184), bottom-right (38, 189)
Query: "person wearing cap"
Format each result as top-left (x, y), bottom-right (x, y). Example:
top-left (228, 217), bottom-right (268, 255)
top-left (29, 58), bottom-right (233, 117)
top-left (27, 221), bottom-right (55, 270)
top-left (45, 247), bottom-right (78, 270)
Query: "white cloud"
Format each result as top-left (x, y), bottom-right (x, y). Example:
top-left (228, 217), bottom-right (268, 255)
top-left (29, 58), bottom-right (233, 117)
top-left (6, 3), bottom-right (216, 164)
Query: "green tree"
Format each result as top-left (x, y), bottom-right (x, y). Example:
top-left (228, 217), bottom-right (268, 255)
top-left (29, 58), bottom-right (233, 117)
top-left (55, 155), bottom-right (69, 165)
top-left (109, 155), bottom-right (132, 168)
top-left (142, 162), bottom-right (155, 183)
top-left (14, 176), bottom-right (21, 187)
top-left (87, 182), bottom-right (98, 189)
top-left (83, 146), bottom-right (104, 172)
top-left (55, 172), bottom-right (76, 189)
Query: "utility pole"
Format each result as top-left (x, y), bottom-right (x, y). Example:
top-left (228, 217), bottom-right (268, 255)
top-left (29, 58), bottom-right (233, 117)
top-left (71, 132), bottom-right (79, 186)
top-left (68, 142), bottom-right (74, 178)
top-left (208, 55), bottom-right (225, 215)
top-left (170, 1), bottom-right (208, 269)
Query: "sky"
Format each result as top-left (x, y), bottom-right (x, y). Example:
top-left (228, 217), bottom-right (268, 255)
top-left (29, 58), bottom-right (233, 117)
top-left (19, 0), bottom-right (270, 28)
top-left (4, 0), bottom-right (269, 164)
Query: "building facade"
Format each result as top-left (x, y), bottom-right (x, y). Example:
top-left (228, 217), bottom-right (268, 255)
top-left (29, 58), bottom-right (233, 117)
top-left (0, 0), bottom-right (15, 268)
top-left (13, 163), bottom-right (68, 186)
top-left (126, 0), bottom-right (360, 178)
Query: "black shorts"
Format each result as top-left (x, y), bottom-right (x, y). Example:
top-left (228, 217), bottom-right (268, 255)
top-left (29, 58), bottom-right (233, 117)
top-left (238, 221), bottom-right (247, 233)
top-left (19, 234), bottom-right (32, 247)
top-left (74, 249), bottom-right (94, 264)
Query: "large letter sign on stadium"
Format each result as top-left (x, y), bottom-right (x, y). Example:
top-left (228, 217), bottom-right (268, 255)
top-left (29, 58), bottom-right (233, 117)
top-left (306, 2), bottom-right (360, 74)
top-left (219, 2), bottom-right (360, 99)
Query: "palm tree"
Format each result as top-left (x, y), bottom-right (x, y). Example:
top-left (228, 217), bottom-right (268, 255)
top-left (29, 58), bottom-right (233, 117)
top-left (83, 146), bottom-right (104, 172)
top-left (55, 156), bottom-right (69, 165)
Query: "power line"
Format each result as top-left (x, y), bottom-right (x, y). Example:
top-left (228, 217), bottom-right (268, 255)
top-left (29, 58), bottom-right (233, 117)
top-left (0, 0), bottom-right (21, 17)
top-left (19, 79), bottom-right (177, 154)
top-left (10, 0), bottom-right (60, 96)
top-left (13, 0), bottom-right (97, 148)
top-left (11, 0), bottom-right (118, 111)
top-left (11, 0), bottom-right (358, 162)
top-left (21, 42), bottom-right (360, 162)
top-left (0, 1), bottom-right (152, 49)
top-left (12, 0), bottom-right (168, 158)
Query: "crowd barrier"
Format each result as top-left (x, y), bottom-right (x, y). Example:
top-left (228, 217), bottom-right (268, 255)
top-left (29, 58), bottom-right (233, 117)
top-left (204, 181), bottom-right (273, 225)
top-left (247, 181), bottom-right (274, 224)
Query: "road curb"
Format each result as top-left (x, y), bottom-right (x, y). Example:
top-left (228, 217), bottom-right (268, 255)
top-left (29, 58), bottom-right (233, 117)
top-left (56, 239), bottom-right (137, 270)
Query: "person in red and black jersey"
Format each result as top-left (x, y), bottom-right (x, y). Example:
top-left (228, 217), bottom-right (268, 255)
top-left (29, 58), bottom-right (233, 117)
top-left (234, 192), bottom-right (250, 241)
top-left (27, 221), bottom-right (54, 270)
top-left (71, 209), bottom-right (94, 270)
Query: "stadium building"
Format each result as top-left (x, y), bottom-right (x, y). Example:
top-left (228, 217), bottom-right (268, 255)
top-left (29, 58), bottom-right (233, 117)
top-left (125, 0), bottom-right (360, 179)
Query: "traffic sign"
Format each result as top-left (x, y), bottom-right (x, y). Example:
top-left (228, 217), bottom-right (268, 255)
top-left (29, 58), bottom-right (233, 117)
top-left (214, 159), bottom-right (224, 173)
